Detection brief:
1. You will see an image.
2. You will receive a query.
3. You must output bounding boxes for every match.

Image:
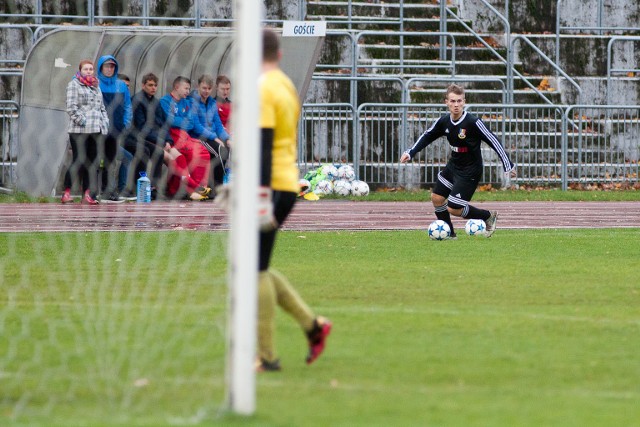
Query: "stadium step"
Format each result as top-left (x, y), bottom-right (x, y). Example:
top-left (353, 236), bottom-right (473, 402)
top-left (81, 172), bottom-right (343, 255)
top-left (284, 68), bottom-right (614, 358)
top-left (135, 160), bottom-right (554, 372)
top-left (408, 86), bottom-right (563, 104)
top-left (306, 1), bottom-right (456, 25)
top-left (307, 0), bottom-right (560, 106)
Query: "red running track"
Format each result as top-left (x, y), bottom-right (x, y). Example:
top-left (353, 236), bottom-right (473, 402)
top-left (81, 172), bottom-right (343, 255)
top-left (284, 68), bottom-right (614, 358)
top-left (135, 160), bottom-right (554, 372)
top-left (0, 200), bottom-right (639, 232)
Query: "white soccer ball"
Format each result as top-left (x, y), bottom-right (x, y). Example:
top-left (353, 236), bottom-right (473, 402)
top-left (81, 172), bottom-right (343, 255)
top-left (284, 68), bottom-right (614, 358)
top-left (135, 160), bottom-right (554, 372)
top-left (337, 165), bottom-right (356, 182)
top-left (350, 180), bottom-right (370, 196)
top-left (428, 220), bottom-right (451, 241)
top-left (298, 178), bottom-right (311, 196)
top-left (333, 179), bottom-right (352, 196)
top-left (320, 164), bottom-right (339, 180)
top-left (314, 179), bottom-right (334, 195)
top-left (465, 219), bottom-right (487, 236)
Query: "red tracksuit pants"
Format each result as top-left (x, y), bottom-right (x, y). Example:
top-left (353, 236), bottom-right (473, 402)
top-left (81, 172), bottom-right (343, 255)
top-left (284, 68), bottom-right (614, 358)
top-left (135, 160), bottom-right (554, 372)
top-left (166, 129), bottom-right (210, 196)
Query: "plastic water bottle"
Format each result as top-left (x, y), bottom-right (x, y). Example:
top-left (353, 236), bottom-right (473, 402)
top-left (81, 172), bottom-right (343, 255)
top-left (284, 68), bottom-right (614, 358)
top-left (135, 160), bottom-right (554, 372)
top-left (136, 172), bottom-right (151, 203)
top-left (223, 168), bottom-right (232, 184)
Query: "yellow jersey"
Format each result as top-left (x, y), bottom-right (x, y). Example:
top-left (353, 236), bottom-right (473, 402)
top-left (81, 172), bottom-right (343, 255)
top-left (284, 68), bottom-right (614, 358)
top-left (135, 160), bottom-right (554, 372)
top-left (259, 68), bottom-right (300, 193)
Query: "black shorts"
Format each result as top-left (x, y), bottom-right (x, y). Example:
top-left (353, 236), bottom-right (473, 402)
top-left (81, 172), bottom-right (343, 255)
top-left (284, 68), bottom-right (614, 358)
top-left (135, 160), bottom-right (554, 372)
top-left (259, 191), bottom-right (297, 271)
top-left (432, 165), bottom-right (481, 210)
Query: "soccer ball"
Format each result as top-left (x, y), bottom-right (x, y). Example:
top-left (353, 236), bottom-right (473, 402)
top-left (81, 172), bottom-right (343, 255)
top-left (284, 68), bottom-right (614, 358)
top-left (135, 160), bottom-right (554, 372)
top-left (314, 179), bottom-right (333, 195)
top-left (350, 180), bottom-right (369, 196)
top-left (309, 172), bottom-right (327, 190)
top-left (333, 179), bottom-right (352, 196)
top-left (320, 164), bottom-right (339, 180)
top-left (427, 220), bottom-right (451, 241)
top-left (465, 219), bottom-right (487, 236)
top-left (298, 178), bottom-right (311, 196)
top-left (337, 165), bottom-right (356, 182)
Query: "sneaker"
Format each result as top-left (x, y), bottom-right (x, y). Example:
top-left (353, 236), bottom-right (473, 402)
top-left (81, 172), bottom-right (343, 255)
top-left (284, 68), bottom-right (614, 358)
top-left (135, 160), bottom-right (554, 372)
top-left (306, 316), bottom-right (332, 365)
top-left (195, 186), bottom-right (212, 197)
top-left (485, 210), bottom-right (498, 237)
top-left (61, 188), bottom-right (73, 204)
top-left (446, 230), bottom-right (458, 240)
top-left (100, 192), bottom-right (125, 204)
top-left (81, 190), bottom-right (99, 205)
top-left (189, 192), bottom-right (209, 201)
top-left (119, 191), bottom-right (137, 202)
top-left (255, 358), bottom-right (282, 372)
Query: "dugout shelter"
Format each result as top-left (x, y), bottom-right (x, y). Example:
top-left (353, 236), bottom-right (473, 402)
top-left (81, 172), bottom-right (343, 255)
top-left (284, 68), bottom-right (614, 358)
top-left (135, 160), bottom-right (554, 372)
top-left (17, 26), bottom-right (323, 196)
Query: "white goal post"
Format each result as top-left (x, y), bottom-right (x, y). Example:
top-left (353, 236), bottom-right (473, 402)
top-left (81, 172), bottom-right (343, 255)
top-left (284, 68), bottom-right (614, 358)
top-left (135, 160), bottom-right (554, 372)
top-left (225, 9), bottom-right (326, 415)
top-left (226, 0), bottom-right (262, 416)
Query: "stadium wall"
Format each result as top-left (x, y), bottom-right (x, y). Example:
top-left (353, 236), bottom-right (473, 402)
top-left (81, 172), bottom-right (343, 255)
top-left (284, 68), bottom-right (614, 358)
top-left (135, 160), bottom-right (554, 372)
top-left (1, 0), bottom-right (639, 104)
top-left (0, 0), bottom-right (301, 102)
top-left (456, 0), bottom-right (640, 105)
top-left (456, 0), bottom-right (638, 34)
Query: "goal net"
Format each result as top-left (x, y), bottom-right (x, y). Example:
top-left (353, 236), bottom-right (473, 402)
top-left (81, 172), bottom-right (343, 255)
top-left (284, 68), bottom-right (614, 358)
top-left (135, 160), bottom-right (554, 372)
top-left (0, 229), bottom-right (229, 425)
top-left (1, 9), bottom-right (322, 422)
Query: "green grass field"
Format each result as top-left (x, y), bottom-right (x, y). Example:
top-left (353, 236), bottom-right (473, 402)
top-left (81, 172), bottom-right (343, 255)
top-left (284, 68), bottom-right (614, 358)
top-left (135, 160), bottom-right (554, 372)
top-left (1, 229), bottom-right (640, 426)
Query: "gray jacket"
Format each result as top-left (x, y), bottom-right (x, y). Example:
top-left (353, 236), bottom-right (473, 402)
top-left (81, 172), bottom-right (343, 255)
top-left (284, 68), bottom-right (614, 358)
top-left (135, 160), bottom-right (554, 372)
top-left (66, 78), bottom-right (109, 134)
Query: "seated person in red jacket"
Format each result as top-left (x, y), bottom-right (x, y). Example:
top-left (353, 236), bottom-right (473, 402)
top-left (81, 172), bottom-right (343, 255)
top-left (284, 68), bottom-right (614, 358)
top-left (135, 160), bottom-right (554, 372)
top-left (215, 74), bottom-right (232, 132)
top-left (158, 76), bottom-right (211, 201)
top-left (190, 74), bottom-right (232, 188)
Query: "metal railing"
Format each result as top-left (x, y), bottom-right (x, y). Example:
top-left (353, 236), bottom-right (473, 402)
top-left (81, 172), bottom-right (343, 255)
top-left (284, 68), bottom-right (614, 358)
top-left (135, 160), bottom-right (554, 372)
top-left (556, 0), bottom-right (639, 38)
top-left (353, 31), bottom-right (456, 76)
top-left (555, 0), bottom-right (640, 75)
top-left (0, 101), bottom-right (19, 189)
top-left (2, 0), bottom-right (96, 26)
top-left (311, 75), bottom-right (406, 114)
top-left (0, 0), bottom-right (305, 28)
top-left (442, 0), bottom-right (575, 106)
top-left (1, 1), bottom-right (581, 108)
top-left (298, 103), bottom-right (640, 190)
top-left (2, 102), bottom-right (638, 191)
top-left (310, 0), bottom-right (407, 32)
top-left (299, 103), bottom-right (356, 176)
top-left (443, 0), bottom-right (513, 99)
top-left (312, 30), bottom-right (456, 116)
top-left (405, 76), bottom-right (506, 104)
top-left (0, 24), bottom-right (35, 72)
top-left (510, 34), bottom-right (582, 105)
top-left (355, 103), bottom-right (564, 188)
top-left (562, 105), bottom-right (640, 189)
top-left (606, 36), bottom-right (640, 106)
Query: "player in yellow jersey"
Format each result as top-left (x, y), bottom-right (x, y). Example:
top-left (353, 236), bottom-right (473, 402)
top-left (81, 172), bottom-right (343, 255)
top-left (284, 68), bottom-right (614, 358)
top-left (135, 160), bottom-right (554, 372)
top-left (255, 28), bottom-right (332, 372)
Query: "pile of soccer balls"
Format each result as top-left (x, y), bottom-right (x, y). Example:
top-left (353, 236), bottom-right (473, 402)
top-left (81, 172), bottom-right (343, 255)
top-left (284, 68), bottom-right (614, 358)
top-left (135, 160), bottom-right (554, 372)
top-left (299, 163), bottom-right (370, 197)
top-left (427, 219), bottom-right (487, 240)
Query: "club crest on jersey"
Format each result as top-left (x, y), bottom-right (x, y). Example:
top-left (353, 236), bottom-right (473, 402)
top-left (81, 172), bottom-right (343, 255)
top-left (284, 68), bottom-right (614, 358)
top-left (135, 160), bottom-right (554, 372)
top-left (458, 128), bottom-right (467, 139)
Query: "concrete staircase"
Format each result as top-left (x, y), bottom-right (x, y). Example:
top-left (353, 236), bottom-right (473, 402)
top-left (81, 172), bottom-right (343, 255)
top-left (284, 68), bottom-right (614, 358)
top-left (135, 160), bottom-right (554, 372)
top-left (301, 1), bottom-right (640, 188)
top-left (305, 0), bottom-right (562, 105)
